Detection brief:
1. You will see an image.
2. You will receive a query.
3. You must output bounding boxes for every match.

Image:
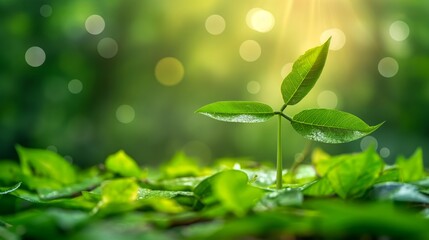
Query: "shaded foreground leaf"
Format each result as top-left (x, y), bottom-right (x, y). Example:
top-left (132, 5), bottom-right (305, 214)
top-left (326, 148), bottom-right (384, 199)
top-left (194, 170), bottom-right (264, 216)
top-left (307, 200), bottom-right (429, 240)
top-left (281, 38), bottom-right (330, 105)
top-left (291, 109), bottom-right (383, 143)
top-left (195, 101), bottom-right (274, 123)
top-left (396, 148), bottom-right (426, 182)
top-left (303, 178), bottom-right (335, 197)
top-left (16, 146), bottom-right (76, 185)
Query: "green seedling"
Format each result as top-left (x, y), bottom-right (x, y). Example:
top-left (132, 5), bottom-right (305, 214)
top-left (196, 38), bottom-right (383, 189)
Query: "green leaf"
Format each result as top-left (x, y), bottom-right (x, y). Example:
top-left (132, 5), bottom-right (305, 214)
top-left (302, 178), bottom-right (335, 197)
top-left (16, 145), bottom-right (76, 185)
top-left (101, 178), bottom-right (139, 204)
top-left (0, 161), bottom-right (22, 184)
top-left (326, 148), bottom-right (384, 199)
top-left (396, 148), bottom-right (426, 182)
top-left (161, 151), bottom-right (202, 179)
top-left (194, 170), bottom-right (264, 216)
top-left (311, 148), bottom-right (347, 177)
top-left (37, 176), bottom-right (103, 200)
top-left (196, 101), bottom-right (274, 123)
top-left (256, 189), bottom-right (303, 210)
top-left (291, 109), bottom-right (383, 143)
top-left (374, 167), bottom-right (399, 184)
top-left (153, 176), bottom-right (206, 191)
top-left (105, 150), bottom-right (144, 178)
top-left (281, 38), bottom-right (330, 105)
top-left (0, 182), bottom-right (21, 195)
top-left (212, 170), bottom-right (264, 216)
top-left (137, 188), bottom-right (194, 200)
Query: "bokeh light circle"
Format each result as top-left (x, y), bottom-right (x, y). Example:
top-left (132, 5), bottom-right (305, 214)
top-left (389, 21), bottom-right (409, 42)
top-left (85, 15), bottom-right (105, 35)
top-left (246, 8), bottom-right (275, 33)
top-left (116, 105), bottom-right (135, 124)
top-left (360, 136), bottom-right (378, 151)
top-left (25, 46), bottom-right (46, 67)
top-left (97, 38), bottom-right (118, 58)
top-left (320, 28), bottom-right (346, 51)
top-left (155, 57), bottom-right (185, 86)
top-left (378, 57), bottom-right (399, 78)
top-left (68, 79), bottom-right (83, 94)
top-left (40, 5), bottom-right (52, 17)
top-left (205, 15), bottom-right (226, 35)
top-left (380, 147), bottom-right (391, 158)
top-left (47, 145), bottom-right (58, 153)
top-left (64, 156), bottom-right (73, 163)
top-left (239, 40), bottom-right (261, 62)
top-left (247, 81), bottom-right (261, 94)
top-left (317, 90), bottom-right (338, 109)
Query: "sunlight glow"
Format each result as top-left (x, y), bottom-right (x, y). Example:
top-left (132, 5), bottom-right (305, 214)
top-left (246, 8), bottom-right (275, 33)
top-left (320, 28), bottom-right (346, 51)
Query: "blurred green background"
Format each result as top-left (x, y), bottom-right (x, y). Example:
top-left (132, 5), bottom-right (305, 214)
top-left (1, 0), bottom-right (429, 167)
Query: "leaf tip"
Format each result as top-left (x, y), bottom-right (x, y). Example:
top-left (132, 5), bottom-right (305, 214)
top-left (370, 121), bottom-right (385, 132)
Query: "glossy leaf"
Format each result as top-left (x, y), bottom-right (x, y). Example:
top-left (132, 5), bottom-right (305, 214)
top-left (105, 150), bottom-right (144, 178)
top-left (0, 182), bottom-right (21, 195)
top-left (37, 176), bottom-right (103, 200)
top-left (195, 101), bottom-right (274, 123)
top-left (396, 148), bottom-right (426, 182)
top-left (212, 170), bottom-right (264, 216)
top-left (153, 176), bottom-right (206, 191)
top-left (0, 161), bottom-right (22, 184)
top-left (374, 167), bottom-right (399, 184)
top-left (291, 109), bottom-right (383, 143)
top-left (281, 38), bottom-right (330, 105)
top-left (137, 188), bottom-right (194, 200)
top-left (302, 178), bottom-right (335, 197)
top-left (16, 145), bottom-right (76, 185)
top-left (194, 170), bottom-right (264, 216)
top-left (256, 189), bottom-right (303, 210)
top-left (326, 148), bottom-right (384, 199)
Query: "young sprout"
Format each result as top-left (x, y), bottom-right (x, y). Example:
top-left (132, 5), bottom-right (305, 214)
top-left (196, 38), bottom-right (383, 189)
